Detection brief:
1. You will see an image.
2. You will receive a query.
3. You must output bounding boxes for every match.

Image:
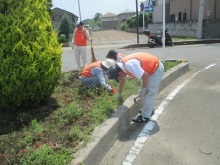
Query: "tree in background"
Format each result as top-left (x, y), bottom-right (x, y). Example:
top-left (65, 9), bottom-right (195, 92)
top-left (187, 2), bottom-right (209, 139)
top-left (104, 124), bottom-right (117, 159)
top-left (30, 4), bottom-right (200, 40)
top-left (126, 17), bottom-right (136, 28)
top-left (126, 13), bottom-right (152, 28)
top-left (93, 12), bottom-right (102, 28)
top-left (0, 0), bottom-right (62, 110)
top-left (58, 14), bottom-right (71, 40)
top-left (139, 13), bottom-right (152, 27)
top-left (83, 19), bottom-right (95, 27)
top-left (93, 13), bottom-right (102, 22)
top-left (70, 22), bottom-right (76, 34)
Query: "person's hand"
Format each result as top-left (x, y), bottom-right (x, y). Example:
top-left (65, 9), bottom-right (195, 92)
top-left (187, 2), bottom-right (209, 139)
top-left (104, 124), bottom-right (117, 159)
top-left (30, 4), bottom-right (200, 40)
top-left (104, 84), bottom-right (112, 91)
top-left (138, 88), bottom-right (149, 97)
top-left (71, 44), bottom-right (75, 50)
top-left (117, 93), bottom-right (123, 101)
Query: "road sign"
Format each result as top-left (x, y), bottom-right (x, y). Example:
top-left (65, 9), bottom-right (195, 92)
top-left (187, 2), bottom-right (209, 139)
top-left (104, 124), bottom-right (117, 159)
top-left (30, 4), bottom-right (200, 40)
top-left (145, 6), bottom-right (154, 12)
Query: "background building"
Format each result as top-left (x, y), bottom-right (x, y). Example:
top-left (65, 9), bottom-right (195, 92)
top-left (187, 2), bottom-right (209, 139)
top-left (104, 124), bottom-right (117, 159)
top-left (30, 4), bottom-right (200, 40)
top-left (170, 0), bottom-right (220, 21)
top-left (52, 7), bottom-right (78, 30)
top-left (100, 12), bottom-right (119, 30)
top-left (118, 9), bottom-right (136, 24)
top-left (152, 0), bottom-right (170, 22)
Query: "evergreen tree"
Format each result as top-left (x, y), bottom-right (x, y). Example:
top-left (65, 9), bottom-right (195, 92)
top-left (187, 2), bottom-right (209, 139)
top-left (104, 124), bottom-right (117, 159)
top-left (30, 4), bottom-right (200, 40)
top-left (58, 14), bottom-right (71, 39)
top-left (0, 0), bottom-right (62, 109)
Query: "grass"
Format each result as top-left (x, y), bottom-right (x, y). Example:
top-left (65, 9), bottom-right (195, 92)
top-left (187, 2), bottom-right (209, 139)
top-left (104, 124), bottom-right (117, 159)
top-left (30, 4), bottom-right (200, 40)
top-left (172, 36), bottom-right (197, 42)
top-left (0, 61), bottom-right (180, 164)
top-left (164, 60), bottom-right (181, 71)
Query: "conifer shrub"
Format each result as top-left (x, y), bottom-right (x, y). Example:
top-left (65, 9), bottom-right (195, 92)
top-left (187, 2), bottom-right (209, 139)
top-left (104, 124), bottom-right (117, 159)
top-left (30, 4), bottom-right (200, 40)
top-left (0, 0), bottom-right (62, 109)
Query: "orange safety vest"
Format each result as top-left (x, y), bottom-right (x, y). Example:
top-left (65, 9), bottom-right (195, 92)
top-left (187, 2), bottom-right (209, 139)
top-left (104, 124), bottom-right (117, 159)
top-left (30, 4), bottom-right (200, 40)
top-left (122, 52), bottom-right (159, 77)
top-left (80, 61), bottom-right (102, 77)
top-left (74, 28), bottom-right (87, 46)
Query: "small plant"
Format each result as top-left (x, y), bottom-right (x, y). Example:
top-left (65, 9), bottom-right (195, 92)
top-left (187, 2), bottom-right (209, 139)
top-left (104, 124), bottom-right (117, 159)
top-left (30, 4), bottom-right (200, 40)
top-left (69, 127), bottom-right (83, 141)
top-left (31, 119), bottom-right (45, 135)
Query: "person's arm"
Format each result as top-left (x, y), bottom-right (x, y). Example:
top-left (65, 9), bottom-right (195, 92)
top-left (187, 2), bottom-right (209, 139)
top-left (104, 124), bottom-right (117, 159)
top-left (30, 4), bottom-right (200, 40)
top-left (141, 72), bottom-right (149, 88)
top-left (72, 29), bottom-right (76, 44)
top-left (124, 61), bottom-right (149, 96)
top-left (85, 29), bottom-right (91, 42)
top-left (93, 67), bottom-right (112, 91)
top-left (118, 77), bottom-right (126, 94)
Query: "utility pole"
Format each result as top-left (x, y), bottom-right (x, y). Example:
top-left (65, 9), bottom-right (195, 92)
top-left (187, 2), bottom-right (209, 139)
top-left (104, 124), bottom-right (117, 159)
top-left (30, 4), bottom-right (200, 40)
top-left (190, 0), bottom-right (192, 20)
top-left (78, 0), bottom-right (82, 21)
top-left (197, 0), bottom-right (205, 39)
top-left (140, 2), bottom-right (145, 31)
top-left (135, 0), bottom-right (139, 44)
top-left (162, 0), bottom-right (166, 62)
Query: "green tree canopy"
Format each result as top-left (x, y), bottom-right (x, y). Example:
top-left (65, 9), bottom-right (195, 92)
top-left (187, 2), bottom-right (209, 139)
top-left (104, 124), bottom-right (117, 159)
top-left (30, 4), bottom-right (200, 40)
top-left (0, 0), bottom-right (62, 110)
top-left (93, 12), bottom-right (102, 22)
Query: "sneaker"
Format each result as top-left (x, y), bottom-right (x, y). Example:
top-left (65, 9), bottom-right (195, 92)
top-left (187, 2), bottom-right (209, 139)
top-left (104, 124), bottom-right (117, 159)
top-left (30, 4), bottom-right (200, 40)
top-left (132, 115), bottom-right (149, 123)
top-left (139, 110), bottom-right (155, 116)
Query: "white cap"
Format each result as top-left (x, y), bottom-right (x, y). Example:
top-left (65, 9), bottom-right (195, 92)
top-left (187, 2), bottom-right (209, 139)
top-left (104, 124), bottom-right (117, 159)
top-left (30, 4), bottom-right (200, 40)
top-left (102, 59), bottom-right (115, 68)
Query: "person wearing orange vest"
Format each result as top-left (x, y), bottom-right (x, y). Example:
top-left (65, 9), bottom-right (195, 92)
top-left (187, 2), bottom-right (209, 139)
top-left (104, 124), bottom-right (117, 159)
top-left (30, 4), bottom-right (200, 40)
top-left (108, 52), bottom-right (164, 122)
top-left (79, 59), bottom-right (115, 91)
top-left (72, 21), bottom-right (91, 70)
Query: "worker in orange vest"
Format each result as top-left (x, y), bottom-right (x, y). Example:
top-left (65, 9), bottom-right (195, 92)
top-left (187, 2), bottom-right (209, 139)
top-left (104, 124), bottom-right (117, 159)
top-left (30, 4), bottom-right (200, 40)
top-left (72, 21), bottom-right (92, 70)
top-left (108, 52), bottom-right (164, 122)
top-left (79, 59), bottom-right (116, 91)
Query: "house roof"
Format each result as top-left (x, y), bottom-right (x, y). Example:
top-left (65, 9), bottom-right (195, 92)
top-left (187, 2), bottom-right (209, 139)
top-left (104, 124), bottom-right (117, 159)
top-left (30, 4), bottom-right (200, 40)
top-left (52, 7), bottom-right (78, 18)
top-left (119, 9), bottom-right (135, 15)
top-left (100, 12), bottom-right (117, 18)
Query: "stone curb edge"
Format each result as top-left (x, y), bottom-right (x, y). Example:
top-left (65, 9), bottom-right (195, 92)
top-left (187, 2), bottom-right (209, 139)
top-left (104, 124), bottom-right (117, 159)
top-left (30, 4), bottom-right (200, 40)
top-left (71, 62), bottom-right (190, 165)
top-left (119, 39), bottom-right (220, 49)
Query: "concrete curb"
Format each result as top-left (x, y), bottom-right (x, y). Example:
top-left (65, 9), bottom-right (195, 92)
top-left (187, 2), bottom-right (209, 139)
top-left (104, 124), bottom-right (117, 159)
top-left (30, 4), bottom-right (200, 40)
top-left (71, 61), bottom-right (189, 165)
top-left (120, 39), bottom-right (220, 49)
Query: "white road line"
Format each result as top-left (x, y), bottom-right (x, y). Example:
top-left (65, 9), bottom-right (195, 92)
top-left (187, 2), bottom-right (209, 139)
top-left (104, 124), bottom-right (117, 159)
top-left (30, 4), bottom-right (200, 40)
top-left (123, 63), bottom-right (217, 165)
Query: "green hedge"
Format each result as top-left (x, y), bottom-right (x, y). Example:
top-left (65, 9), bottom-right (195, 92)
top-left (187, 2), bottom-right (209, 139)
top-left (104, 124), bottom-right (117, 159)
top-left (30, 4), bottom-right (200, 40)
top-left (0, 0), bottom-right (62, 109)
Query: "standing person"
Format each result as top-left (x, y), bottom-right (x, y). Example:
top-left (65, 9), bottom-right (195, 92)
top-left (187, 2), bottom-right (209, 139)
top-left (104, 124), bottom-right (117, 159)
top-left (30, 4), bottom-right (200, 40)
top-left (108, 52), bottom-right (164, 122)
top-left (79, 59), bottom-right (116, 91)
top-left (72, 21), bottom-right (91, 70)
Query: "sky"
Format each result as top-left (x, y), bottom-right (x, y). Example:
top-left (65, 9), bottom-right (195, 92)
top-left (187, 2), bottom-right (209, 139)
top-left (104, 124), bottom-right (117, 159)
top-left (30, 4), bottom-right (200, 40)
top-left (52, 0), bottom-right (138, 20)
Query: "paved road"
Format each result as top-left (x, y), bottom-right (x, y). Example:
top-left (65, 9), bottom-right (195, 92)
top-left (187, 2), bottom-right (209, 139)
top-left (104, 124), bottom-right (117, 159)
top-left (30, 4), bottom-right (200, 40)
top-left (98, 44), bottom-right (220, 165)
top-left (62, 43), bottom-right (220, 164)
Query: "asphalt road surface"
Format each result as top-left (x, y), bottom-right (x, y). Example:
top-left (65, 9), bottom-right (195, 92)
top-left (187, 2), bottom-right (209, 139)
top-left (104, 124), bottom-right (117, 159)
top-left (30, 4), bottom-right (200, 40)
top-left (62, 43), bottom-right (220, 165)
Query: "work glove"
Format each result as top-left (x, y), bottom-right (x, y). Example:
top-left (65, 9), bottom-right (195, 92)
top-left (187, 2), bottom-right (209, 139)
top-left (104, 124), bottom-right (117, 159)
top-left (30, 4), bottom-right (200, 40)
top-left (117, 93), bottom-right (123, 101)
top-left (104, 84), bottom-right (112, 91)
top-left (138, 88), bottom-right (149, 97)
top-left (71, 44), bottom-right (75, 50)
top-left (111, 88), bottom-right (117, 94)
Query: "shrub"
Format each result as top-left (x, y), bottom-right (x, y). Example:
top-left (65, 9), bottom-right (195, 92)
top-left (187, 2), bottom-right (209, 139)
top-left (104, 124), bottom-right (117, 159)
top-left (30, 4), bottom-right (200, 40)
top-left (0, 0), bottom-right (62, 110)
top-left (57, 36), bottom-right (68, 43)
top-left (120, 22), bottom-right (126, 31)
